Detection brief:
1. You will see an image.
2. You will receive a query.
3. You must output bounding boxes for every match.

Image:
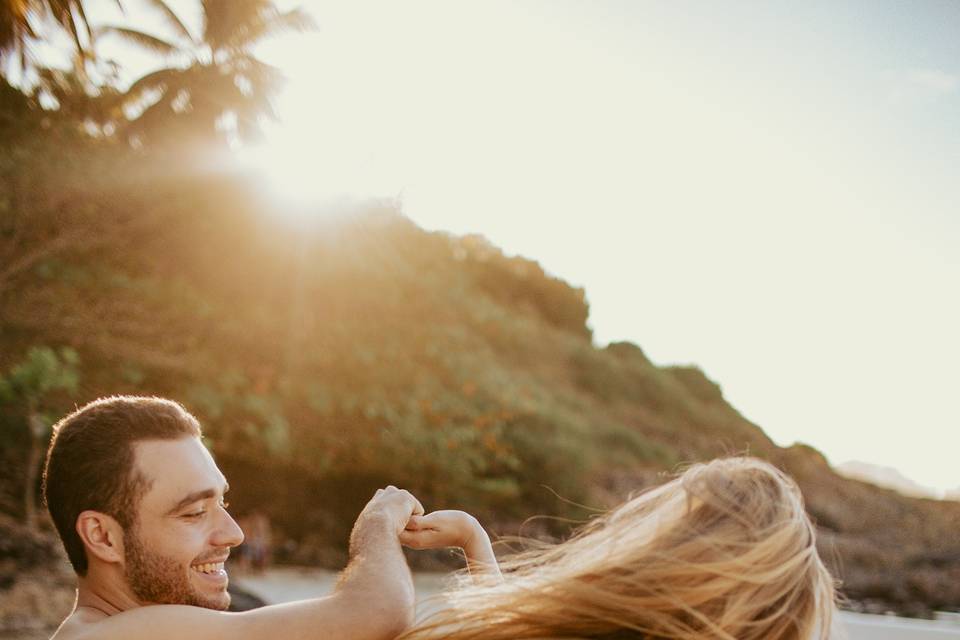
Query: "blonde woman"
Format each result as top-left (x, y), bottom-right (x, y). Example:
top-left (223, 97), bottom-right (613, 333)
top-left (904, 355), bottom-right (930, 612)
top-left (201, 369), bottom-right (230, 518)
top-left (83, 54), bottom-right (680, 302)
top-left (399, 456), bottom-right (837, 640)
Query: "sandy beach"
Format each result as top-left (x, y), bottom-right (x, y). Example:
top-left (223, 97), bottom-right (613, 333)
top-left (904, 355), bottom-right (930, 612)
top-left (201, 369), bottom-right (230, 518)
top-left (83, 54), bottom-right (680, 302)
top-left (235, 567), bottom-right (960, 640)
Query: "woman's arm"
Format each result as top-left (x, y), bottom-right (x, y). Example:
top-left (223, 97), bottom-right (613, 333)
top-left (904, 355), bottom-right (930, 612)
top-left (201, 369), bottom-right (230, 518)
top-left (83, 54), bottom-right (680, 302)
top-left (400, 510), bottom-right (503, 583)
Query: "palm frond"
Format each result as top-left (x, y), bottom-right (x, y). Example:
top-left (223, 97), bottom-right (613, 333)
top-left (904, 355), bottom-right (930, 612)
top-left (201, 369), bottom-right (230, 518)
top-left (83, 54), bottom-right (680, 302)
top-left (1, 1), bottom-right (37, 58)
top-left (124, 87), bottom-right (178, 134)
top-left (186, 63), bottom-right (242, 108)
top-left (139, 0), bottom-right (196, 45)
top-left (70, 1), bottom-right (91, 38)
top-left (3, 1), bottom-right (130, 71)
top-left (124, 65), bottom-right (185, 98)
top-left (0, 0), bottom-right (44, 58)
top-left (232, 56), bottom-right (285, 93)
top-left (94, 25), bottom-right (181, 57)
top-left (224, 6), bottom-right (316, 51)
top-left (201, 0), bottom-right (266, 52)
top-left (44, 0), bottom-right (85, 52)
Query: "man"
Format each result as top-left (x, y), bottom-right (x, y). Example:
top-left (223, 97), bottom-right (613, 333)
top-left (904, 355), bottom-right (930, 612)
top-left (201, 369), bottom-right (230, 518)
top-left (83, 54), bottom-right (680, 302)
top-left (43, 395), bottom-right (423, 640)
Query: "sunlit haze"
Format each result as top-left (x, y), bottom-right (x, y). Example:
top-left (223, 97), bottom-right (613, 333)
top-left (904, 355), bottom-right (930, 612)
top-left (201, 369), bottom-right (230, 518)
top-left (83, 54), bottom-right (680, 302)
top-left (96, 1), bottom-right (959, 495)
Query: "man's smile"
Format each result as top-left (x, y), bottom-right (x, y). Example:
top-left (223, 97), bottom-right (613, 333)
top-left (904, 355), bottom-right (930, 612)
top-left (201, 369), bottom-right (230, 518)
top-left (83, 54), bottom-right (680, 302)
top-left (190, 561), bottom-right (226, 576)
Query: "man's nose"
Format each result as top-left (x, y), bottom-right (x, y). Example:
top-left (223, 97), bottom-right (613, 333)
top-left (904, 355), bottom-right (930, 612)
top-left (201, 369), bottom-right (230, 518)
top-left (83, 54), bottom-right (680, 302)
top-left (214, 510), bottom-right (245, 548)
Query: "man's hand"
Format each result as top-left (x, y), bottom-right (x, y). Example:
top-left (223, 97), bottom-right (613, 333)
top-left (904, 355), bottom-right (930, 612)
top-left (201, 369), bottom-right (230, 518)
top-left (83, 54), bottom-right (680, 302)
top-left (356, 485), bottom-right (424, 532)
top-left (348, 485), bottom-right (423, 561)
top-left (336, 486), bottom-right (422, 635)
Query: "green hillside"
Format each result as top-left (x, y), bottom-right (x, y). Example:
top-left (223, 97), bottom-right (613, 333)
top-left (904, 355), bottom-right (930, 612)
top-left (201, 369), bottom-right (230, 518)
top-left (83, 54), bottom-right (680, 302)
top-left (2, 82), bottom-right (959, 625)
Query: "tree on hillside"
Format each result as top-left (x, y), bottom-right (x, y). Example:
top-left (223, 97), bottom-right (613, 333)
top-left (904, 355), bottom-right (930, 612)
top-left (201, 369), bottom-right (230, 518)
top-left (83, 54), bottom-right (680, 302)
top-left (98, 0), bottom-right (315, 148)
top-left (0, 0), bottom-right (118, 75)
top-left (1, 0), bottom-right (129, 138)
top-left (0, 346), bottom-right (79, 531)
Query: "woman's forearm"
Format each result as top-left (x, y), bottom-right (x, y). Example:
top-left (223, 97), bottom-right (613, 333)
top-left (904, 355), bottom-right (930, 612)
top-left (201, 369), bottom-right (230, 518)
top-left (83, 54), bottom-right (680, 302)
top-left (463, 520), bottom-right (503, 583)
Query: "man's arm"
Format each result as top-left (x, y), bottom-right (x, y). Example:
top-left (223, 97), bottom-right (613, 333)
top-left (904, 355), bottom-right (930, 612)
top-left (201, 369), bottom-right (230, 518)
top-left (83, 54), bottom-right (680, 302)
top-left (71, 487), bottom-right (422, 640)
top-left (236, 492), bottom-right (419, 640)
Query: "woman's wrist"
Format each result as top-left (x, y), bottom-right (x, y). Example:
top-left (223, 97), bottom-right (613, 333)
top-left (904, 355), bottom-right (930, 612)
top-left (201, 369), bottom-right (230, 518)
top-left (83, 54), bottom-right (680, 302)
top-left (462, 518), bottom-right (495, 560)
top-left (458, 515), bottom-right (482, 548)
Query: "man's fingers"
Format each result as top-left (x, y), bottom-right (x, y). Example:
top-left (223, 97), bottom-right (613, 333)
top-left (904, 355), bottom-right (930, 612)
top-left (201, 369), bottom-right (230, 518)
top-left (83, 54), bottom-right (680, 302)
top-left (371, 485), bottom-right (425, 524)
top-left (393, 488), bottom-right (424, 517)
top-left (411, 494), bottom-right (425, 516)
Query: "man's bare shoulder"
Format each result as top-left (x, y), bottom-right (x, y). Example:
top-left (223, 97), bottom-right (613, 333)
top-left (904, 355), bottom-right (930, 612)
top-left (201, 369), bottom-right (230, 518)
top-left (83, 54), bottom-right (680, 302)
top-left (50, 604), bottom-right (233, 640)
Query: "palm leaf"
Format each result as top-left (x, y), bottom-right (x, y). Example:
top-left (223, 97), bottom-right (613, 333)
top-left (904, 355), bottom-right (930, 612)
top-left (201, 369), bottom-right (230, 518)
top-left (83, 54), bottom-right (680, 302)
top-left (224, 6), bottom-right (316, 51)
top-left (232, 56), bottom-right (285, 93)
top-left (187, 63), bottom-right (242, 109)
top-left (2, 1), bottom-right (128, 69)
top-left (94, 25), bottom-right (181, 57)
top-left (123, 65), bottom-right (186, 104)
top-left (68, 0), bottom-right (91, 41)
top-left (44, 0), bottom-right (85, 52)
top-left (0, 0), bottom-right (36, 57)
top-left (139, 0), bottom-right (196, 45)
top-left (201, 0), bottom-right (266, 52)
top-left (124, 88), bottom-right (178, 134)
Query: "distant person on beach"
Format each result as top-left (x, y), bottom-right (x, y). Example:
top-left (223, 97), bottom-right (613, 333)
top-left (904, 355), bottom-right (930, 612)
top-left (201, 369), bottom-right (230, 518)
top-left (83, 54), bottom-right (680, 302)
top-left (236, 510), bottom-right (273, 574)
top-left (42, 395), bottom-right (421, 640)
top-left (399, 457), bottom-right (838, 640)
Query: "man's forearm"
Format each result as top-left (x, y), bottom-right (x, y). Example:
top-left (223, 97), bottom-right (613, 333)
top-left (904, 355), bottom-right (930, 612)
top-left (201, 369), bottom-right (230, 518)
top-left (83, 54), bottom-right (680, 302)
top-left (336, 511), bottom-right (416, 635)
top-left (230, 504), bottom-right (416, 640)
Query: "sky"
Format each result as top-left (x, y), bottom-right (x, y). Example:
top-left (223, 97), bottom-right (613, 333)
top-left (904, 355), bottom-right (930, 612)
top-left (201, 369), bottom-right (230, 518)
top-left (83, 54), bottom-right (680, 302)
top-left (88, 0), bottom-right (959, 494)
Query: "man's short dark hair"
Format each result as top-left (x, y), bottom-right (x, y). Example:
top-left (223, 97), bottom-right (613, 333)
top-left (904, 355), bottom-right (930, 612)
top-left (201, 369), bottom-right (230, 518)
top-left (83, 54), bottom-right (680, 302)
top-left (42, 396), bottom-right (202, 575)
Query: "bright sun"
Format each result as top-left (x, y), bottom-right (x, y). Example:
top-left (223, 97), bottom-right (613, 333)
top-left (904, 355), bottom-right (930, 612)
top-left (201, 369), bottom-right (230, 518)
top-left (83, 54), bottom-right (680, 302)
top-left (241, 136), bottom-right (357, 204)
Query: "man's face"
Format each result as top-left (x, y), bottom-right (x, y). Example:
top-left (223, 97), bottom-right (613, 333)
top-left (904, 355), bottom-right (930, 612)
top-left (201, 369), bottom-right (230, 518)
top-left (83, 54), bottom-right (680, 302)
top-left (123, 437), bottom-right (244, 610)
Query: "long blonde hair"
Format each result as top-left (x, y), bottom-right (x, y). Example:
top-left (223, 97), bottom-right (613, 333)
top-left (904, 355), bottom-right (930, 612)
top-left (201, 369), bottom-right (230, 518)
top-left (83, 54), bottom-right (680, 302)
top-left (402, 457), bottom-right (837, 640)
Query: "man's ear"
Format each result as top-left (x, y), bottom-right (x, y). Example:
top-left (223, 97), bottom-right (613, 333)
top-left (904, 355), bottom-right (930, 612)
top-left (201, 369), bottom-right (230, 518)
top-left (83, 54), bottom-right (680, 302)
top-left (76, 510), bottom-right (126, 566)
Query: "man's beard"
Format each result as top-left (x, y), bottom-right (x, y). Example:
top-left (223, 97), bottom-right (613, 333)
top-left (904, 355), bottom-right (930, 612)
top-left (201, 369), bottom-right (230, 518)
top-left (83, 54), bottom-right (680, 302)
top-left (124, 526), bottom-right (230, 610)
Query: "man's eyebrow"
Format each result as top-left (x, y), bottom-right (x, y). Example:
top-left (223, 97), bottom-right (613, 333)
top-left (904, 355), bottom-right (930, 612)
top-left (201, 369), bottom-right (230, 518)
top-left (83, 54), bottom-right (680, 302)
top-left (166, 483), bottom-right (229, 515)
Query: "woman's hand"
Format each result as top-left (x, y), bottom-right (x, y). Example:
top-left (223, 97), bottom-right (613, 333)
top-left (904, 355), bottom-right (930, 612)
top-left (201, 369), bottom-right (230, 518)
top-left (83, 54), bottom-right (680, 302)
top-left (400, 510), bottom-right (503, 583)
top-left (399, 510), bottom-right (481, 551)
